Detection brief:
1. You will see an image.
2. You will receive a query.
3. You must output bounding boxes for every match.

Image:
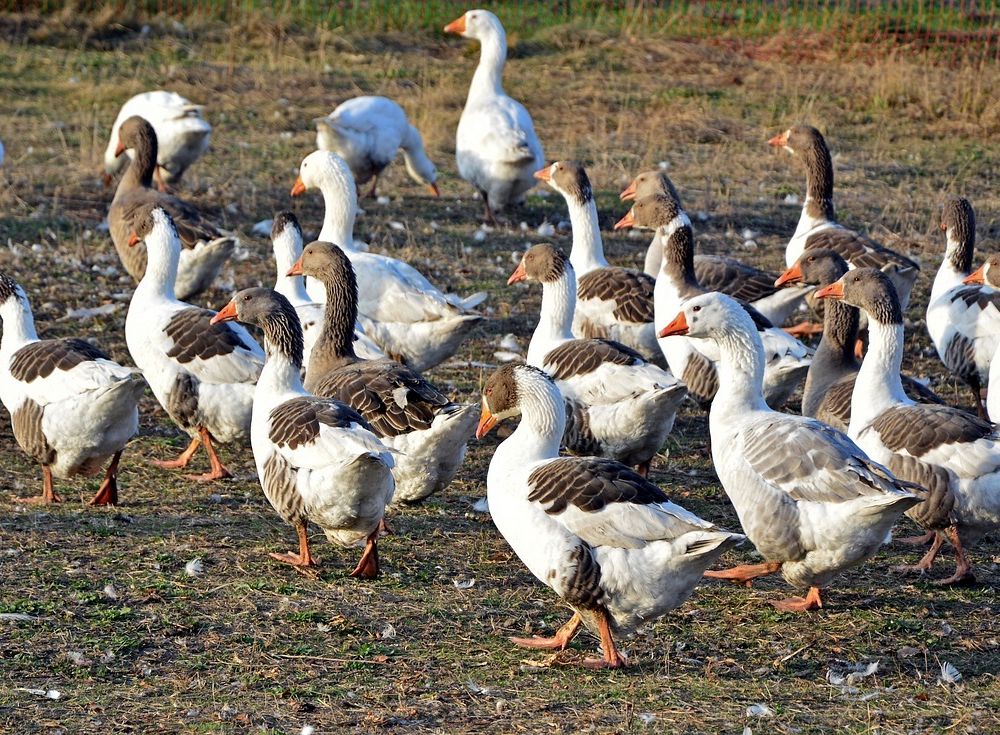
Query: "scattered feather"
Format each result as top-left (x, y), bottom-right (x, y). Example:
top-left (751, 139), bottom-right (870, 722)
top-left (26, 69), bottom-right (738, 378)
top-left (376, 196), bottom-right (391, 205)
top-left (473, 230), bottom-right (487, 242)
top-left (636, 713), bottom-right (657, 725)
top-left (746, 704), bottom-right (773, 718)
top-left (250, 219), bottom-right (273, 236)
top-left (18, 688), bottom-right (62, 700)
top-left (185, 558), bottom-right (204, 577)
top-left (493, 350), bottom-right (523, 363)
top-left (61, 303), bottom-right (118, 321)
top-left (388, 220), bottom-right (406, 231)
top-left (301, 727), bottom-right (315, 735)
top-left (453, 578), bottom-right (475, 590)
top-left (938, 661), bottom-right (962, 684)
top-left (472, 497), bottom-right (490, 513)
top-left (102, 585), bottom-right (118, 601)
top-left (0, 612), bottom-right (37, 622)
top-left (783, 193), bottom-right (800, 205)
top-left (67, 651), bottom-right (91, 666)
top-left (497, 333), bottom-right (522, 353)
top-left (537, 222), bottom-right (555, 237)
top-left (379, 623), bottom-right (396, 640)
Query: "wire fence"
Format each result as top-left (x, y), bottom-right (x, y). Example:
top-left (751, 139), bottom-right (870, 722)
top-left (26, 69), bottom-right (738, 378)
top-left (6, 1), bottom-right (1000, 59)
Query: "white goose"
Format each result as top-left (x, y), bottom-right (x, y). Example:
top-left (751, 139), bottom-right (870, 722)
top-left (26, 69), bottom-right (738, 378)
top-left (291, 150), bottom-right (484, 372)
top-left (269, 211), bottom-right (383, 367)
top-left (125, 205), bottom-right (264, 481)
top-left (315, 96), bottom-right (439, 199)
top-left (534, 161), bottom-right (659, 361)
top-left (926, 197), bottom-right (1000, 418)
top-left (212, 288), bottom-right (394, 574)
top-left (769, 125), bottom-right (920, 311)
top-left (0, 273), bottom-right (144, 505)
top-left (617, 195), bottom-right (811, 408)
top-left (103, 90), bottom-right (211, 191)
top-left (444, 9), bottom-right (544, 222)
top-left (817, 268), bottom-right (1000, 585)
top-left (290, 241), bottom-right (478, 504)
top-left (660, 292), bottom-right (921, 610)
top-left (477, 363), bottom-right (743, 667)
top-left (509, 244), bottom-right (687, 476)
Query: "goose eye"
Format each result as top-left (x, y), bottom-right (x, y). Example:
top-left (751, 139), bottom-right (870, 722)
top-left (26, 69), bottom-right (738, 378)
top-left (692, 305), bottom-right (701, 312)
top-left (242, 294), bottom-right (252, 301)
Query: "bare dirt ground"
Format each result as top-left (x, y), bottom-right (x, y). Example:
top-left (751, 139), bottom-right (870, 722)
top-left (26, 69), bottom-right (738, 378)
top-left (0, 11), bottom-right (998, 735)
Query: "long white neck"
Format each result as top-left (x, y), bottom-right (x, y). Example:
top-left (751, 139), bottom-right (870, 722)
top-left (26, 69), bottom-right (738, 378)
top-left (468, 27), bottom-right (507, 101)
top-left (0, 297), bottom-right (39, 355)
top-left (931, 232), bottom-right (972, 304)
top-left (565, 195), bottom-right (607, 275)
top-left (400, 125), bottom-right (435, 185)
top-left (643, 231), bottom-right (663, 277)
top-left (710, 324), bottom-right (769, 419)
top-left (272, 232), bottom-right (311, 304)
top-left (257, 347), bottom-right (305, 405)
top-left (849, 317), bottom-right (910, 434)
top-left (527, 272), bottom-right (576, 367)
top-left (496, 378), bottom-right (565, 467)
top-left (317, 178), bottom-right (357, 250)
top-left (135, 230), bottom-right (179, 303)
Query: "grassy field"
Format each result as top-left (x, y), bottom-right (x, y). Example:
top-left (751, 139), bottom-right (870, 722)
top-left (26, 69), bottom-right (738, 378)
top-left (1, 8), bottom-right (999, 734)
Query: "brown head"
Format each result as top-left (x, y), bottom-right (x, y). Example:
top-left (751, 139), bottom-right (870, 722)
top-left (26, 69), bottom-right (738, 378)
top-left (816, 267), bottom-right (903, 326)
top-left (964, 253), bottom-right (1000, 288)
top-left (534, 161), bottom-right (593, 205)
top-left (615, 194), bottom-right (685, 231)
top-left (768, 125), bottom-right (827, 157)
top-left (0, 272), bottom-right (24, 307)
top-left (212, 288), bottom-right (304, 366)
top-left (127, 203), bottom-right (177, 247)
top-left (476, 363), bottom-right (553, 439)
top-left (117, 115), bottom-right (157, 157)
top-left (776, 248), bottom-right (848, 288)
top-left (271, 211), bottom-right (302, 243)
top-left (941, 197), bottom-right (976, 273)
top-left (507, 243), bottom-right (569, 286)
top-left (620, 169), bottom-right (680, 202)
top-left (288, 241), bottom-right (354, 286)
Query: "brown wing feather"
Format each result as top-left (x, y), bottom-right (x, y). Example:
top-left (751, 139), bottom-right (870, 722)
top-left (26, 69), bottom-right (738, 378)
top-left (871, 405), bottom-right (994, 456)
top-left (164, 308), bottom-right (256, 364)
top-left (268, 396), bottom-right (369, 450)
top-left (543, 339), bottom-right (643, 381)
top-left (9, 339), bottom-right (109, 383)
top-left (527, 457), bottom-right (669, 514)
top-left (694, 255), bottom-right (779, 303)
top-left (804, 228), bottom-right (918, 271)
top-left (577, 268), bottom-right (655, 324)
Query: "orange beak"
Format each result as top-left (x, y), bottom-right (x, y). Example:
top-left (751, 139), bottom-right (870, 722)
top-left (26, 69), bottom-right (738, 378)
top-left (533, 166), bottom-right (552, 182)
top-left (614, 209), bottom-right (636, 231)
top-left (507, 261), bottom-right (527, 285)
top-left (290, 175), bottom-right (306, 197)
top-left (767, 131), bottom-right (789, 148)
top-left (287, 255), bottom-right (305, 277)
top-left (428, 182), bottom-right (441, 197)
top-left (475, 403), bottom-right (497, 440)
top-left (210, 300), bottom-right (239, 325)
top-left (775, 262), bottom-right (804, 287)
top-left (963, 265), bottom-right (986, 285)
top-left (127, 231), bottom-right (141, 247)
top-left (940, 221), bottom-right (948, 231)
top-left (658, 311), bottom-right (689, 338)
top-left (114, 139), bottom-right (126, 157)
top-left (815, 281), bottom-right (845, 300)
top-left (443, 15), bottom-right (466, 34)
top-left (620, 180), bottom-right (638, 201)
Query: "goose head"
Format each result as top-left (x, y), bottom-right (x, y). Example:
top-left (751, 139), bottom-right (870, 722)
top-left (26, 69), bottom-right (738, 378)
top-left (767, 124), bottom-right (825, 156)
top-left (659, 291), bottom-right (753, 341)
top-left (443, 9), bottom-right (505, 42)
top-left (620, 169), bottom-right (679, 202)
top-left (614, 193), bottom-right (685, 232)
top-left (291, 149), bottom-right (356, 199)
top-left (128, 204), bottom-right (180, 253)
top-left (287, 240), bottom-right (356, 293)
top-left (533, 161), bottom-right (593, 206)
top-left (212, 288), bottom-right (304, 364)
top-left (964, 253), bottom-right (1000, 287)
top-left (775, 248), bottom-right (848, 288)
top-left (940, 196), bottom-right (976, 270)
top-left (0, 272), bottom-right (28, 322)
top-left (816, 268), bottom-right (902, 326)
top-left (476, 363), bottom-right (553, 439)
top-left (507, 243), bottom-right (571, 286)
top-left (116, 115), bottom-right (157, 159)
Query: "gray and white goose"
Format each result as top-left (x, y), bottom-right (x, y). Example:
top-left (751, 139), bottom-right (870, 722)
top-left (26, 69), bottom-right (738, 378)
top-left (0, 273), bottom-right (144, 505)
top-left (620, 169), bottom-right (809, 327)
top-left (508, 243), bottom-right (687, 476)
top-left (288, 241), bottom-right (477, 504)
top-left (477, 363), bottom-right (743, 667)
top-left (125, 205), bottom-right (264, 481)
top-left (775, 248), bottom-right (942, 431)
top-left (768, 125), bottom-right (919, 311)
top-left (926, 197), bottom-right (1000, 418)
top-left (816, 268), bottom-right (1000, 584)
top-left (617, 194), bottom-right (811, 408)
top-left (534, 161), bottom-right (659, 361)
top-left (967, 254), bottom-right (1000, 422)
top-left (661, 292), bottom-right (922, 610)
top-left (211, 288), bottom-right (394, 574)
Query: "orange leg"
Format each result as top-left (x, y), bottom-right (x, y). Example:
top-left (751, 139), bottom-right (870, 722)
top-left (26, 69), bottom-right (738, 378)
top-left (635, 461), bottom-right (651, 478)
top-left (89, 451), bottom-right (122, 506)
top-left (18, 466), bottom-right (63, 504)
top-left (184, 428), bottom-right (233, 482)
top-left (349, 530), bottom-right (380, 578)
top-left (511, 613), bottom-right (583, 651)
top-left (894, 531), bottom-right (945, 575)
top-left (582, 610), bottom-right (626, 669)
top-left (270, 522), bottom-right (317, 567)
top-left (378, 517), bottom-right (393, 536)
top-left (155, 166), bottom-right (169, 193)
top-left (771, 586), bottom-right (824, 612)
top-left (479, 189), bottom-right (498, 226)
top-left (934, 526), bottom-right (975, 586)
top-left (704, 561), bottom-right (782, 587)
top-left (152, 436), bottom-right (201, 470)
top-left (897, 530), bottom-right (936, 546)
top-left (783, 320), bottom-right (824, 338)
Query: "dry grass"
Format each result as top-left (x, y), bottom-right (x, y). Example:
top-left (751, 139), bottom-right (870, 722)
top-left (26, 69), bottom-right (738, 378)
top-left (1, 10), bottom-right (999, 735)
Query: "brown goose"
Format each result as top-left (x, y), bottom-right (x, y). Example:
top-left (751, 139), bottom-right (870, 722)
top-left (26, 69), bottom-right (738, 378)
top-left (108, 116), bottom-right (235, 301)
top-left (816, 268), bottom-right (1000, 585)
top-left (211, 288), bottom-right (394, 574)
top-left (769, 125), bottom-right (920, 311)
top-left (776, 248), bottom-right (943, 431)
top-left (288, 241), bottom-right (477, 503)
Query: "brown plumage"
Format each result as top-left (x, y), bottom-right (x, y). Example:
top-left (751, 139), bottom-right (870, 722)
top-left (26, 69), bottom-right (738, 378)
top-left (8, 339), bottom-right (107, 383)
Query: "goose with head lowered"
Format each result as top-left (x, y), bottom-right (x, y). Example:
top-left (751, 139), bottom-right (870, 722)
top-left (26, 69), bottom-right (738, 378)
top-left (620, 169), bottom-right (810, 329)
top-left (291, 150), bottom-right (484, 372)
top-left (617, 194), bottom-right (811, 408)
top-left (660, 292), bottom-right (922, 610)
top-left (288, 241), bottom-right (478, 504)
top-left (0, 274), bottom-right (145, 505)
top-left (534, 161), bottom-right (659, 362)
top-left (315, 95), bottom-right (439, 199)
top-left (768, 124), bottom-right (919, 312)
top-left (477, 363), bottom-right (743, 667)
top-left (103, 90), bottom-right (211, 191)
top-left (776, 248), bottom-right (942, 431)
top-left (211, 288), bottom-right (394, 575)
top-left (444, 9), bottom-right (544, 223)
top-left (816, 268), bottom-right (1000, 584)
top-left (926, 197), bottom-right (1000, 418)
top-left (269, 211), bottom-right (383, 367)
top-left (125, 205), bottom-right (264, 482)
top-left (108, 116), bottom-right (234, 301)
top-left (509, 243), bottom-right (686, 476)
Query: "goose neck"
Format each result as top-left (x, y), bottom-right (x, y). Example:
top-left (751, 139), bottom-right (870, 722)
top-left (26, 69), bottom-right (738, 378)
top-left (317, 181), bottom-right (357, 249)
top-left (499, 378), bottom-right (565, 463)
top-left (135, 232), bottom-right (179, 302)
top-left (468, 29), bottom-right (507, 100)
top-left (0, 297), bottom-right (39, 354)
top-left (258, 341), bottom-right (306, 399)
top-left (800, 142), bottom-right (835, 222)
top-left (400, 126), bottom-right (435, 184)
top-left (658, 222), bottom-right (700, 292)
top-left (528, 273), bottom-right (576, 365)
top-left (272, 235), bottom-right (311, 303)
top-left (851, 318), bottom-right (909, 431)
top-left (314, 273), bottom-right (359, 362)
top-left (711, 327), bottom-right (769, 414)
top-left (566, 196), bottom-right (607, 274)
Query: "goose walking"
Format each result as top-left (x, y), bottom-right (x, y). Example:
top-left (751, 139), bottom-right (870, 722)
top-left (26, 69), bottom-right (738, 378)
top-left (477, 363), bottom-right (743, 667)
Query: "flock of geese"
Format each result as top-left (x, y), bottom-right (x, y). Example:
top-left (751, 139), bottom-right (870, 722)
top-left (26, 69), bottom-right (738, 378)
top-left (2, 9), bottom-right (999, 669)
